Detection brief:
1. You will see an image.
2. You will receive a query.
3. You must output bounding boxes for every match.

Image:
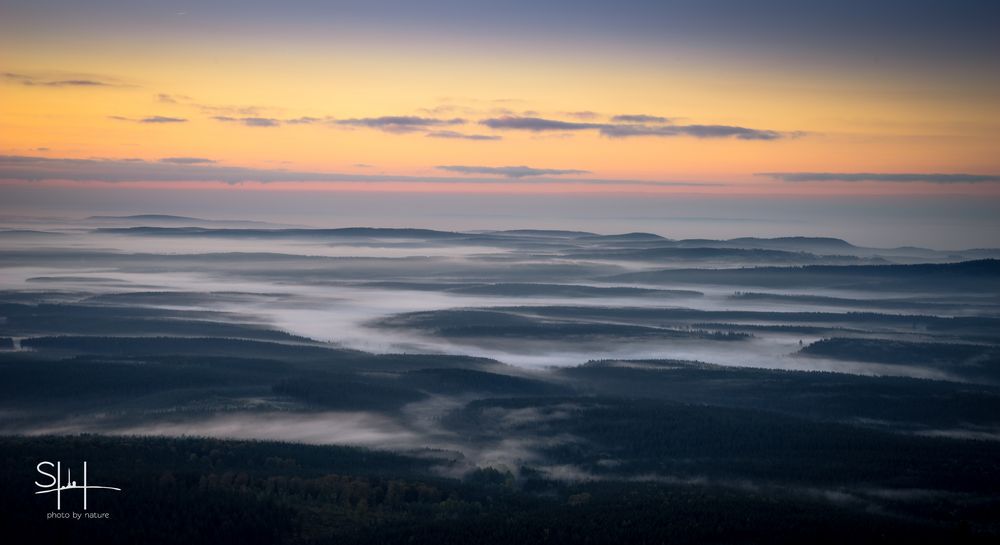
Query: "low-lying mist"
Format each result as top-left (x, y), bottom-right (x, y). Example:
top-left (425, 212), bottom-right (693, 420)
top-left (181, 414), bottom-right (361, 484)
top-left (2, 220), bottom-right (997, 380)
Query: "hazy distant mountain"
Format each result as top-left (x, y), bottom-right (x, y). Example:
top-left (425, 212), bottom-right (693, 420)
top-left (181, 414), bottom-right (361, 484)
top-left (88, 214), bottom-right (208, 222)
top-left (94, 226), bottom-right (469, 239)
top-left (610, 259), bottom-right (1000, 291)
top-left (562, 246), bottom-right (880, 265)
top-left (85, 214), bottom-right (294, 228)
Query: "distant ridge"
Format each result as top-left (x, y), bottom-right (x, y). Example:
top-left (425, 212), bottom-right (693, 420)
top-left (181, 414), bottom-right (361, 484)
top-left (87, 214), bottom-right (204, 222)
top-left (672, 236), bottom-right (857, 251)
top-left (491, 229), bottom-right (596, 237)
top-left (609, 259), bottom-right (1000, 291)
top-left (764, 258), bottom-right (1000, 275)
top-left (728, 236), bottom-right (855, 247)
top-left (617, 258), bottom-right (1000, 277)
top-left (74, 225), bottom-right (997, 259)
top-left (94, 226), bottom-right (470, 239)
top-left (582, 232), bottom-right (668, 241)
top-left (85, 214), bottom-right (280, 227)
top-left (564, 246), bottom-right (876, 264)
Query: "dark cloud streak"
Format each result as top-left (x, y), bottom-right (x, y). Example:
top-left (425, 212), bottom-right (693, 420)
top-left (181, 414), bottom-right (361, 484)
top-left (109, 115), bottom-right (188, 124)
top-left (480, 116), bottom-right (604, 131)
top-left (602, 124), bottom-right (784, 140)
top-left (436, 165), bottom-right (589, 178)
top-left (3, 72), bottom-right (115, 87)
top-left (285, 116), bottom-right (324, 125)
top-left (0, 154), bottom-right (718, 188)
top-left (481, 116), bottom-right (792, 140)
top-left (141, 116), bottom-right (188, 124)
top-left (759, 172), bottom-right (1000, 184)
top-left (159, 157), bottom-right (216, 165)
top-left (335, 116), bottom-right (465, 133)
top-left (212, 116), bottom-right (280, 127)
top-left (426, 131), bottom-right (501, 141)
top-left (611, 114), bottom-right (670, 123)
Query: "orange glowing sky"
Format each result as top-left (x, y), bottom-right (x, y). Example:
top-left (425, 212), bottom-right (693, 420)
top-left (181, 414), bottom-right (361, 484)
top-left (1, 1), bottom-right (998, 197)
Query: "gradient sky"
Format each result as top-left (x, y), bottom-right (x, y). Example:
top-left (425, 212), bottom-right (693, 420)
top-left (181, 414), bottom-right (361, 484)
top-left (1, 0), bottom-right (999, 242)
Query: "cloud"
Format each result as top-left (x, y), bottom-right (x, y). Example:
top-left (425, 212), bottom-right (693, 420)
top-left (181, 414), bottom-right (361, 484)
top-left (151, 93), bottom-right (279, 122)
top-left (153, 93), bottom-right (262, 119)
top-left (155, 93), bottom-right (193, 103)
top-left (758, 172), bottom-right (1000, 184)
top-left (285, 116), bottom-right (324, 125)
top-left (210, 115), bottom-right (332, 127)
top-left (3, 72), bottom-right (114, 87)
top-left (482, 116), bottom-right (791, 140)
top-left (611, 114), bottom-right (670, 123)
top-left (602, 124), bottom-right (784, 140)
top-left (334, 116), bottom-right (465, 133)
top-left (196, 103), bottom-right (264, 116)
top-left (212, 116), bottom-right (280, 127)
top-left (436, 165), bottom-right (589, 178)
top-left (241, 117), bottom-right (280, 127)
top-left (0, 154), bottom-right (719, 188)
top-left (426, 131), bottom-right (502, 141)
top-left (141, 116), bottom-right (188, 124)
top-left (159, 157), bottom-right (216, 165)
top-left (109, 115), bottom-right (188, 124)
top-left (480, 116), bottom-right (604, 131)
top-left (45, 79), bottom-right (108, 87)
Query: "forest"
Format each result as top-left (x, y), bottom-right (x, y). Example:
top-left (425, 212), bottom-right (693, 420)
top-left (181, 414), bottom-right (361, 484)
top-left (1, 224), bottom-right (998, 543)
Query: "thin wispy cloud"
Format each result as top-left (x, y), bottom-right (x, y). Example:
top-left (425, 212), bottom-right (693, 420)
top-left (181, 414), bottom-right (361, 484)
top-left (196, 103), bottom-right (265, 116)
top-left (334, 116), bottom-right (466, 133)
top-left (759, 172), bottom-right (1000, 184)
top-left (481, 116), bottom-right (793, 140)
top-left (211, 115), bottom-right (335, 127)
top-left (109, 115), bottom-right (188, 124)
top-left (155, 92), bottom-right (193, 104)
top-left (0, 154), bottom-right (719, 188)
top-left (159, 157), bottom-right (216, 165)
top-left (3, 72), bottom-right (119, 87)
top-left (285, 116), bottom-right (325, 125)
top-left (603, 124), bottom-right (785, 140)
top-left (143, 116), bottom-right (188, 124)
top-left (96, 95), bottom-right (788, 142)
top-left (426, 131), bottom-right (502, 141)
top-left (212, 116), bottom-right (280, 127)
top-left (480, 116), bottom-right (604, 131)
top-left (152, 93), bottom-right (266, 118)
top-left (611, 114), bottom-right (670, 123)
top-left (43, 79), bottom-right (108, 87)
top-left (436, 165), bottom-right (589, 178)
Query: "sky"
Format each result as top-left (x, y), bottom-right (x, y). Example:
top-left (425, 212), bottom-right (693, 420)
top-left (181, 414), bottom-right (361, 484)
top-left (1, 1), bottom-right (999, 246)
